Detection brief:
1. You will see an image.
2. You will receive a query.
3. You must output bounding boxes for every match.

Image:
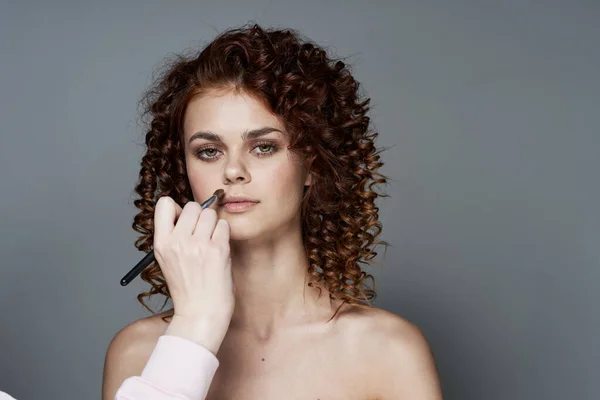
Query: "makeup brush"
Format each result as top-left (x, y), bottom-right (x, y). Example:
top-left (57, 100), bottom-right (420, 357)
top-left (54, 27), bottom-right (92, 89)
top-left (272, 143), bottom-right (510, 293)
top-left (120, 189), bottom-right (225, 286)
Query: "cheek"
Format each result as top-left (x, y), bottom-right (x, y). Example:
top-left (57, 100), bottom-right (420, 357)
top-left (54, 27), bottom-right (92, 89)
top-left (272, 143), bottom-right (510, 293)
top-left (265, 163), bottom-right (304, 201)
top-left (186, 165), bottom-right (217, 200)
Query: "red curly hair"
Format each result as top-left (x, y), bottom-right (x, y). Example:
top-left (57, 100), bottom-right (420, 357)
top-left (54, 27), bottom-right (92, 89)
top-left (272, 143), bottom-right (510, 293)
top-left (131, 23), bottom-right (389, 323)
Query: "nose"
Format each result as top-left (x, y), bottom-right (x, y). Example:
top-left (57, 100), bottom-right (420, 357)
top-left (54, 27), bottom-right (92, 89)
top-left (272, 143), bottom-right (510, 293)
top-left (222, 156), bottom-right (250, 185)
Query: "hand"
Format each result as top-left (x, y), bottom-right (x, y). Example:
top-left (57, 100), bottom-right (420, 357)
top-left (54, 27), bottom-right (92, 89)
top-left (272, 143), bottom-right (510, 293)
top-left (153, 195), bottom-right (235, 353)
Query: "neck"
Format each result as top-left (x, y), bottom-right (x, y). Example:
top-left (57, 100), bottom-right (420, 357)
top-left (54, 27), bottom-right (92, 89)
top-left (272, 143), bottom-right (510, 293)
top-left (227, 227), bottom-right (330, 342)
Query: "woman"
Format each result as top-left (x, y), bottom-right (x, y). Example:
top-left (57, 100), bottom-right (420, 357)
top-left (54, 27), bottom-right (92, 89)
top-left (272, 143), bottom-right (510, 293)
top-left (102, 23), bottom-right (442, 399)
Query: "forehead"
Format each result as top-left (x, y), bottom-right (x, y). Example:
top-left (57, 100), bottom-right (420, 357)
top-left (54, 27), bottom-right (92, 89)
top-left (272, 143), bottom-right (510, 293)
top-left (183, 90), bottom-right (284, 140)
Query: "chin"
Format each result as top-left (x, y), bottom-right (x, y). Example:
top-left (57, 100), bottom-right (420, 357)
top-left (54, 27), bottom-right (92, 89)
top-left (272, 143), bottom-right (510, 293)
top-left (221, 209), bottom-right (298, 243)
top-left (225, 217), bottom-right (266, 241)
top-left (228, 228), bottom-right (257, 241)
top-left (227, 219), bottom-right (290, 244)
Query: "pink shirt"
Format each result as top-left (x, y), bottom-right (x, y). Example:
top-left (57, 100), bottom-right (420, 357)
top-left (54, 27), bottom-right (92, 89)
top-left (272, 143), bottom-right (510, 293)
top-left (115, 335), bottom-right (220, 400)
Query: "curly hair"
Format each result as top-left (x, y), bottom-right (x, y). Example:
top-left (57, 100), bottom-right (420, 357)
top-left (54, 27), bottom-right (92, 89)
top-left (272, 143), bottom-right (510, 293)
top-left (131, 23), bottom-right (390, 324)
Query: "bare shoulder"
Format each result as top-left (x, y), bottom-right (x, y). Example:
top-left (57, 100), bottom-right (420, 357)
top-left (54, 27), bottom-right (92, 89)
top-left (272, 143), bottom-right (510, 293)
top-left (348, 306), bottom-right (430, 347)
top-left (101, 310), bottom-right (172, 400)
top-left (336, 304), bottom-right (422, 344)
top-left (340, 305), bottom-right (443, 400)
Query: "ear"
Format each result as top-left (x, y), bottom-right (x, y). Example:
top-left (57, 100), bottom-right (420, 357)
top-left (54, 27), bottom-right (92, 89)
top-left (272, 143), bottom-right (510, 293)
top-left (302, 158), bottom-right (313, 187)
top-left (304, 171), bottom-right (312, 187)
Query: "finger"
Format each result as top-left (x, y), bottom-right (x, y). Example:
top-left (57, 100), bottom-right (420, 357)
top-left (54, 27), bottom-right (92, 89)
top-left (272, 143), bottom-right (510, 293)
top-left (211, 218), bottom-right (230, 245)
top-left (192, 208), bottom-right (218, 240)
top-left (172, 201), bottom-right (202, 237)
top-left (154, 196), bottom-right (182, 244)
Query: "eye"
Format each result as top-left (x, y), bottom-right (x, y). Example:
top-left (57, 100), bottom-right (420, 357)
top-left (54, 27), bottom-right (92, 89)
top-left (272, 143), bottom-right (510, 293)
top-left (256, 143), bottom-right (273, 152)
top-left (194, 141), bottom-right (279, 162)
top-left (195, 146), bottom-right (221, 161)
top-left (252, 141), bottom-right (278, 156)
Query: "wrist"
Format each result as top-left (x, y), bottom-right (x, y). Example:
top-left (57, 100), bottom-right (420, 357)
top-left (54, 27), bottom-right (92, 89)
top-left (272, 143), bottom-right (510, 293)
top-left (165, 314), bottom-right (231, 356)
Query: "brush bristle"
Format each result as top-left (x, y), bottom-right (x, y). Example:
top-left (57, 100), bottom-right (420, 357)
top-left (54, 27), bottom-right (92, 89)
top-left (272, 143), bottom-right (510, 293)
top-left (213, 188), bottom-right (225, 199)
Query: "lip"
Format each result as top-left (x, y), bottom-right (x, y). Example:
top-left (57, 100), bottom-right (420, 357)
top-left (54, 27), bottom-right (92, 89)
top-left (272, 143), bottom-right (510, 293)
top-left (219, 195), bottom-right (259, 205)
top-left (222, 201), bottom-right (258, 213)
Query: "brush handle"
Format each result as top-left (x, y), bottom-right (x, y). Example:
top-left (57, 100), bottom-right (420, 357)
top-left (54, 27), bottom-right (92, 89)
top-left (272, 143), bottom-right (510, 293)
top-left (120, 194), bottom-right (219, 286)
top-left (120, 250), bottom-right (156, 286)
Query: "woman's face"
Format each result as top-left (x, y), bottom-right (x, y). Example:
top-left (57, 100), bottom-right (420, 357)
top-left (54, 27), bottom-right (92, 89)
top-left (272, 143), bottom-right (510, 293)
top-left (182, 89), bottom-right (312, 241)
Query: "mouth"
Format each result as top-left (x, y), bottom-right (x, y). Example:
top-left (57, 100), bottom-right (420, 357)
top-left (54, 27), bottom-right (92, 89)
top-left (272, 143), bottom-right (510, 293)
top-left (221, 201), bottom-right (259, 213)
top-left (216, 194), bottom-right (260, 213)
top-left (218, 195), bottom-right (260, 206)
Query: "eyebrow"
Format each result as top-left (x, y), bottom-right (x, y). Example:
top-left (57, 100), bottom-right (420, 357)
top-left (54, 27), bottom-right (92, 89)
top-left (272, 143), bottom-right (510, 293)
top-left (188, 127), bottom-right (283, 144)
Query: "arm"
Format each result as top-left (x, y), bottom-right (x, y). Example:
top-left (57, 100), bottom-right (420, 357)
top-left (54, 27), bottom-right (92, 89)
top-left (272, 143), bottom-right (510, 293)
top-left (104, 198), bottom-right (233, 399)
top-left (103, 316), bottom-right (228, 400)
top-left (115, 335), bottom-right (219, 400)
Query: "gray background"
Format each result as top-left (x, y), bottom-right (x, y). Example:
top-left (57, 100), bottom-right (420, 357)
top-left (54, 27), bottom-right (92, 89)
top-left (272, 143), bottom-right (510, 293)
top-left (1, 1), bottom-right (598, 399)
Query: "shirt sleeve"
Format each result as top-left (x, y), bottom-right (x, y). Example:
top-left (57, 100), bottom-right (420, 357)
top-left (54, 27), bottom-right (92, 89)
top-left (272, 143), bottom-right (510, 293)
top-left (0, 390), bottom-right (18, 400)
top-left (115, 335), bottom-right (220, 400)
